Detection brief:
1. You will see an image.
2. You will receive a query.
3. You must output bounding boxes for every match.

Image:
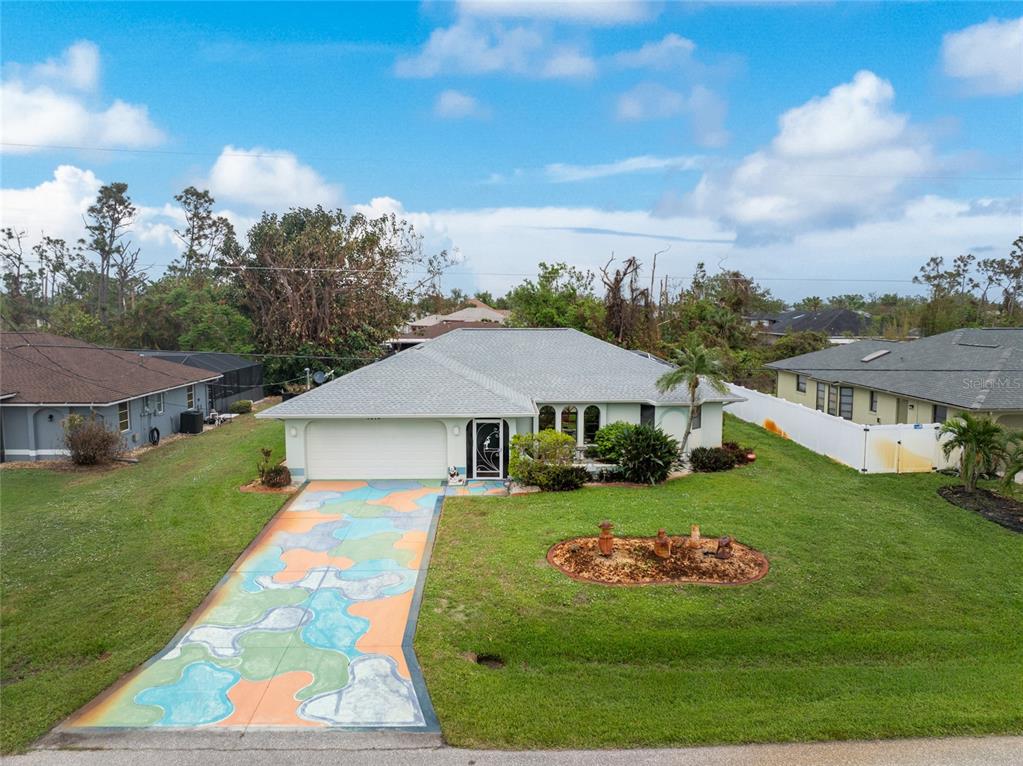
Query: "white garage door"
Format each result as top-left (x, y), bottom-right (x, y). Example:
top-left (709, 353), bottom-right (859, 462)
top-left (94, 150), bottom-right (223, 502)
top-left (305, 419), bottom-right (447, 480)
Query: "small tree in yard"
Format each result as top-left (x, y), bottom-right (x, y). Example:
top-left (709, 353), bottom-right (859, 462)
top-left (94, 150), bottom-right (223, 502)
top-left (62, 414), bottom-right (124, 465)
top-left (257, 447), bottom-right (292, 488)
top-left (939, 414), bottom-right (1008, 492)
top-left (655, 342), bottom-right (729, 456)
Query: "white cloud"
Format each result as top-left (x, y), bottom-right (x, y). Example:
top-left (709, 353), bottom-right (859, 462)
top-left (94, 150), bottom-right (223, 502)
top-left (0, 165), bottom-right (101, 244)
top-left (353, 196), bottom-right (458, 262)
top-left (616, 83), bottom-right (729, 147)
top-left (394, 17), bottom-right (594, 79)
top-left (614, 33), bottom-right (696, 70)
top-left (545, 154), bottom-right (703, 182)
top-left (434, 89), bottom-right (490, 119)
top-left (28, 40), bottom-right (101, 91)
top-left (456, 1), bottom-right (655, 25)
top-left (681, 70), bottom-right (934, 234)
top-left (206, 145), bottom-right (343, 211)
top-left (0, 41), bottom-right (164, 154)
top-left (942, 17), bottom-right (1023, 95)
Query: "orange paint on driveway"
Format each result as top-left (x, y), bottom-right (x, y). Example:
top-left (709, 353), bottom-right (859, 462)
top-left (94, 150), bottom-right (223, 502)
top-left (369, 486), bottom-right (438, 512)
top-left (276, 549), bottom-right (355, 581)
top-left (219, 677), bottom-right (272, 727)
top-left (248, 671), bottom-right (323, 727)
top-left (349, 591), bottom-right (415, 678)
top-left (394, 530), bottom-right (429, 569)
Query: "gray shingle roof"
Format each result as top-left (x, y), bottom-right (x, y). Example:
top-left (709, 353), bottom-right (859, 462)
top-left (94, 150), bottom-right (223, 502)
top-left (259, 328), bottom-right (739, 419)
top-left (762, 308), bottom-right (871, 336)
top-left (766, 327), bottom-right (1023, 411)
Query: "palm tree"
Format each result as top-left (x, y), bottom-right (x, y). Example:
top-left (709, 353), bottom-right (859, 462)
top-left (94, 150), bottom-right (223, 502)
top-left (656, 343), bottom-right (729, 457)
top-left (939, 413), bottom-right (1008, 492)
top-left (998, 430), bottom-right (1023, 491)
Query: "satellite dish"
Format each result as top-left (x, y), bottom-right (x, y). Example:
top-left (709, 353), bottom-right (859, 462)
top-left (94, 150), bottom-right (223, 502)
top-left (312, 369), bottom-right (335, 386)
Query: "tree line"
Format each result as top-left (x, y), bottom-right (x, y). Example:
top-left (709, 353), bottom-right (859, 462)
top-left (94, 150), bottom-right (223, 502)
top-left (1, 180), bottom-right (1020, 390)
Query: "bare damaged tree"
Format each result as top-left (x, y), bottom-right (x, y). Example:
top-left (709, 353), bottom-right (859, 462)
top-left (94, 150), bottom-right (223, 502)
top-left (600, 255), bottom-right (659, 350)
top-left (81, 182), bottom-right (138, 324)
top-left (172, 186), bottom-right (235, 281)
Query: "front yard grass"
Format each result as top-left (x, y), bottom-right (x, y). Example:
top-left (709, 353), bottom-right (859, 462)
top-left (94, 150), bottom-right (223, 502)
top-left (0, 415), bottom-right (285, 753)
top-left (416, 415), bottom-right (1023, 748)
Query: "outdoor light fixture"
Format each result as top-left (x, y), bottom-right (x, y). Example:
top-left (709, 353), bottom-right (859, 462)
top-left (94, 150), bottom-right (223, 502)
top-left (452, 425), bottom-right (459, 436)
top-left (289, 427), bottom-right (297, 437)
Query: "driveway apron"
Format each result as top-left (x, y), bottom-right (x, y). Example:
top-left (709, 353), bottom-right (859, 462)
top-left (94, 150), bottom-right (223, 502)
top-left (64, 480), bottom-right (444, 732)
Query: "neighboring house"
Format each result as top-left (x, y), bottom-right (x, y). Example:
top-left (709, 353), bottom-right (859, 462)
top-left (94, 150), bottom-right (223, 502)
top-left (259, 328), bottom-right (741, 481)
top-left (0, 332), bottom-right (219, 462)
top-left (388, 299), bottom-right (510, 351)
top-left (766, 327), bottom-right (1023, 429)
top-left (139, 351), bottom-right (263, 412)
top-left (749, 308), bottom-right (873, 345)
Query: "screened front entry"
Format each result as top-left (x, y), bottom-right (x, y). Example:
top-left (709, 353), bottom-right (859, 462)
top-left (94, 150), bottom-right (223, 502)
top-left (466, 419), bottom-right (509, 479)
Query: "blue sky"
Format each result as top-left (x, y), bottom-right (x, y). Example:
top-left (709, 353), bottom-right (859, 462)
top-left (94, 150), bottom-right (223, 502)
top-left (2, 1), bottom-right (1021, 301)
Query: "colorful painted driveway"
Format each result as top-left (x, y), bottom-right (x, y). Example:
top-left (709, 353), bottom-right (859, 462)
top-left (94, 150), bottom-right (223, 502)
top-left (67, 480), bottom-right (443, 731)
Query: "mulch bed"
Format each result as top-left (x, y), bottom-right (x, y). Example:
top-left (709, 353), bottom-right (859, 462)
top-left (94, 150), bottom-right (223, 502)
top-left (239, 480), bottom-right (298, 495)
top-left (547, 535), bottom-right (769, 586)
top-left (938, 485), bottom-right (1023, 533)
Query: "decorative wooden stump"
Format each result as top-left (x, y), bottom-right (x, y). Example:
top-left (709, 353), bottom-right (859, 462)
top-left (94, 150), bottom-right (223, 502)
top-left (597, 520), bottom-right (614, 556)
top-left (653, 529), bottom-right (672, 559)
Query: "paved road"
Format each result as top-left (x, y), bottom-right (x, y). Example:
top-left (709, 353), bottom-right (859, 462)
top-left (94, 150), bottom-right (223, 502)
top-left (10, 736), bottom-right (1022, 766)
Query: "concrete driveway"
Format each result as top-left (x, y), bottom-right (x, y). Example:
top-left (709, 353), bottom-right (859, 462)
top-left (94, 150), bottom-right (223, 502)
top-left (60, 480), bottom-right (444, 735)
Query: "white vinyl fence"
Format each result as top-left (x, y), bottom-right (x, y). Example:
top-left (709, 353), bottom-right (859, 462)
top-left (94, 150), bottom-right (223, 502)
top-left (724, 384), bottom-right (956, 474)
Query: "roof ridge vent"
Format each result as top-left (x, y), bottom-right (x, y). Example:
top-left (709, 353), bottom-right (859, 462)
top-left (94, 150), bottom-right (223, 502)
top-left (860, 349), bottom-right (891, 363)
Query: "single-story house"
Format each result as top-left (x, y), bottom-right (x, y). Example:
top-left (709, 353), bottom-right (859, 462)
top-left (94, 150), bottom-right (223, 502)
top-left (766, 327), bottom-right (1023, 428)
top-left (0, 331), bottom-right (220, 461)
top-left (259, 327), bottom-right (741, 481)
top-left (748, 308), bottom-right (873, 345)
top-left (139, 350), bottom-right (264, 412)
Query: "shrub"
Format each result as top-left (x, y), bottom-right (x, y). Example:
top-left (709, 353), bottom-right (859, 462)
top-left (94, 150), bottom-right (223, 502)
top-left (229, 399), bottom-right (253, 414)
top-left (721, 441), bottom-right (754, 466)
top-left (257, 447), bottom-right (292, 487)
top-left (509, 430), bottom-right (586, 491)
top-left (690, 446), bottom-right (738, 472)
top-left (590, 421), bottom-right (634, 463)
top-left (618, 425), bottom-right (679, 485)
top-left (521, 463), bottom-right (590, 491)
top-left (62, 414), bottom-right (124, 466)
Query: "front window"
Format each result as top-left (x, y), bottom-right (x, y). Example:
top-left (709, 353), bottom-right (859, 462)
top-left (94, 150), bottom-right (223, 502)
top-left (691, 405), bottom-right (702, 430)
top-left (816, 382), bottom-right (826, 411)
top-left (869, 391), bottom-right (878, 413)
top-left (827, 385), bottom-right (838, 416)
top-left (118, 402), bottom-right (130, 432)
top-left (839, 387), bottom-right (854, 420)
top-left (560, 406), bottom-right (578, 441)
top-left (583, 405), bottom-right (600, 443)
top-left (186, 385), bottom-right (195, 409)
top-left (538, 405), bottom-right (555, 430)
top-left (155, 392), bottom-right (165, 414)
top-left (796, 374), bottom-right (806, 393)
top-left (933, 405), bottom-right (948, 423)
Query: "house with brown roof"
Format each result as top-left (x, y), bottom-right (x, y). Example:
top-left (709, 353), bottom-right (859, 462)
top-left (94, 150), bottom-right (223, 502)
top-left (0, 332), bottom-right (221, 461)
top-left (387, 299), bottom-right (511, 351)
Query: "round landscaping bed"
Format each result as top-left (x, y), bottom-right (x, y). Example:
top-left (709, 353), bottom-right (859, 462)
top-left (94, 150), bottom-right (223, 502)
top-left (547, 535), bottom-right (769, 586)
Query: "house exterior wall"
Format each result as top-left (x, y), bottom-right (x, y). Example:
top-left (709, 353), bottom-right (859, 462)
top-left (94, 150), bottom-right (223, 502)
top-left (0, 382), bottom-right (209, 461)
top-left (772, 372), bottom-right (1010, 427)
top-left (605, 403), bottom-right (641, 425)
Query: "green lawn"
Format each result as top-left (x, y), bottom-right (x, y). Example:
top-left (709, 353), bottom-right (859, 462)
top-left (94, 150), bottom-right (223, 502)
top-left (0, 415), bottom-right (286, 753)
top-left (416, 415), bottom-right (1023, 749)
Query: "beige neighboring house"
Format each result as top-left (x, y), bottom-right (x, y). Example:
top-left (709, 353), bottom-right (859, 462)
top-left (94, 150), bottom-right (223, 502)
top-left (387, 299), bottom-right (511, 351)
top-left (766, 327), bottom-right (1023, 430)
